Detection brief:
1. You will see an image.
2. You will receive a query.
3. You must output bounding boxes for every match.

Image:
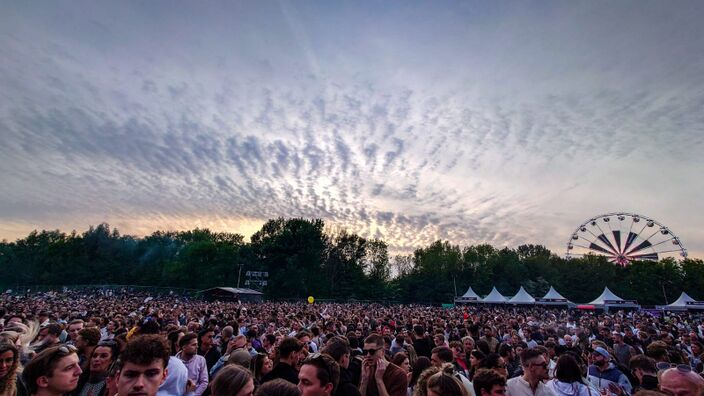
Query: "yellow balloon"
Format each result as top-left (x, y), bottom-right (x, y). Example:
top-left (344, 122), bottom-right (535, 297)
top-left (307, 296), bottom-right (315, 304)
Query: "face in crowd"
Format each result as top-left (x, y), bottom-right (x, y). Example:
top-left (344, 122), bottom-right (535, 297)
top-left (116, 359), bottom-right (168, 396)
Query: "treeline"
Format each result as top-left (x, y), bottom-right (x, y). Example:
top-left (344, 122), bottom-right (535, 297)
top-left (0, 218), bottom-right (702, 305)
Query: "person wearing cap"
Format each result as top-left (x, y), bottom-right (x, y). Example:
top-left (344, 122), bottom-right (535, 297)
top-left (587, 347), bottom-right (631, 396)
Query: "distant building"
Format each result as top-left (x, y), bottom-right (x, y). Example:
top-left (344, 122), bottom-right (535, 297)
top-left (198, 287), bottom-right (264, 302)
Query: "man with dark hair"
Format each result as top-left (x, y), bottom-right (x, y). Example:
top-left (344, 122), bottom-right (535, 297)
top-left (321, 338), bottom-right (361, 396)
top-left (35, 324), bottom-right (63, 353)
top-left (116, 335), bottom-right (170, 396)
top-left (197, 328), bottom-right (221, 374)
top-left (177, 332), bottom-right (208, 396)
top-left (359, 334), bottom-right (407, 396)
top-left (473, 368), bottom-right (507, 396)
top-left (23, 345), bottom-right (83, 396)
top-left (412, 325), bottom-right (432, 358)
top-left (431, 346), bottom-right (475, 395)
top-left (629, 354), bottom-right (658, 392)
top-left (75, 327), bottom-right (101, 369)
top-left (298, 353), bottom-right (340, 396)
top-left (506, 349), bottom-right (554, 396)
top-left (263, 337), bottom-right (303, 385)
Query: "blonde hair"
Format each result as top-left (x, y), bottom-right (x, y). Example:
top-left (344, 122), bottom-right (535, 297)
top-left (426, 364), bottom-right (468, 396)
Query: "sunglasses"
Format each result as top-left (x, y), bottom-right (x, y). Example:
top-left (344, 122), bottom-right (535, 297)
top-left (58, 344), bottom-right (78, 354)
top-left (531, 362), bottom-right (548, 369)
top-left (656, 362), bottom-right (692, 372)
top-left (362, 347), bottom-right (382, 356)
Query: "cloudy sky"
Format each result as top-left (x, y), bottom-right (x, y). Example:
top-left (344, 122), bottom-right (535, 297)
top-left (1, 1), bottom-right (703, 257)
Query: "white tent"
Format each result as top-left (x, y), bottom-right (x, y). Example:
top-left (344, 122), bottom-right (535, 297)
top-left (508, 287), bottom-right (535, 304)
top-left (482, 287), bottom-right (507, 304)
top-left (455, 286), bottom-right (481, 303)
top-left (657, 292), bottom-right (704, 311)
top-left (588, 287), bottom-right (639, 309)
top-left (536, 286), bottom-right (572, 306)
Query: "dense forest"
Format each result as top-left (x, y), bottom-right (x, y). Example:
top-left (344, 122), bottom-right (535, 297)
top-left (1, 218), bottom-right (702, 305)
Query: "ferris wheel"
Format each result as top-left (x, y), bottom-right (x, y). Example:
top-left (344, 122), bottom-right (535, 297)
top-left (565, 212), bottom-right (687, 265)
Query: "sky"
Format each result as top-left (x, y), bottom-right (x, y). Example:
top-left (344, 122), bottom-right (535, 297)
top-left (1, 1), bottom-right (703, 258)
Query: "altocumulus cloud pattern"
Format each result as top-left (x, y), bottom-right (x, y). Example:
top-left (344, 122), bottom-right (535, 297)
top-left (1, 1), bottom-right (703, 255)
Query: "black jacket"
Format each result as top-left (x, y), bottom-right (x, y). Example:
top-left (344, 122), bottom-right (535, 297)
top-left (262, 362), bottom-right (299, 385)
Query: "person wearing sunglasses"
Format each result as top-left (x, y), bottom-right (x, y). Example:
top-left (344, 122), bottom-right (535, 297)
top-left (359, 334), bottom-right (407, 396)
top-left (23, 344), bottom-right (82, 396)
top-left (506, 348), bottom-right (554, 396)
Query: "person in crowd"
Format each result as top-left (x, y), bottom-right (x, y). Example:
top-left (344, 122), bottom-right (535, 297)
top-left (197, 329), bottom-right (221, 375)
top-left (65, 321), bottom-right (84, 347)
top-left (412, 327), bottom-right (432, 359)
top-left (430, 347), bottom-right (474, 396)
top-left (450, 342), bottom-right (469, 378)
top-left (298, 353), bottom-right (339, 396)
top-left (611, 333), bottom-right (635, 368)
top-left (210, 364), bottom-right (254, 396)
top-left (72, 340), bottom-right (119, 396)
top-left (408, 357), bottom-right (431, 396)
top-left (506, 348), bottom-right (554, 396)
top-left (468, 350), bottom-right (486, 381)
top-left (360, 334), bottom-right (407, 396)
top-left (586, 347), bottom-right (631, 396)
top-left (254, 378), bottom-right (301, 396)
top-left (425, 363), bottom-right (468, 396)
top-left (23, 345), bottom-right (82, 396)
top-left (167, 330), bottom-right (185, 357)
top-left (0, 343), bottom-right (22, 396)
top-left (480, 328), bottom-right (498, 355)
top-left (498, 345), bottom-right (519, 379)
top-left (252, 352), bottom-right (274, 387)
top-left (391, 353), bottom-right (411, 381)
top-left (114, 335), bottom-right (169, 396)
top-left (32, 325), bottom-right (62, 354)
top-left (658, 366), bottom-right (704, 396)
top-left (628, 355), bottom-right (658, 392)
top-left (262, 337), bottom-right (303, 385)
top-left (216, 326), bottom-right (234, 357)
top-left (74, 328), bottom-right (101, 371)
top-left (472, 369), bottom-right (506, 396)
top-left (476, 354), bottom-right (508, 380)
top-left (321, 339), bottom-right (360, 396)
top-left (546, 354), bottom-right (597, 396)
top-left (177, 333), bottom-right (208, 396)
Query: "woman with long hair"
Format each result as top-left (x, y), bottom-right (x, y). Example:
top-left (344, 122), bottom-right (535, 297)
top-left (72, 340), bottom-right (120, 396)
top-left (251, 352), bottom-right (273, 386)
top-left (0, 343), bottom-right (21, 396)
top-left (467, 350), bottom-right (485, 381)
top-left (546, 354), bottom-right (599, 396)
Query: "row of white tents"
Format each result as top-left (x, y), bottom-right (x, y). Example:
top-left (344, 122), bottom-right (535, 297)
top-left (455, 286), bottom-right (704, 311)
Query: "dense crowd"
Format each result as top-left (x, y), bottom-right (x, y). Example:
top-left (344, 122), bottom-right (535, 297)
top-left (1, 288), bottom-right (704, 396)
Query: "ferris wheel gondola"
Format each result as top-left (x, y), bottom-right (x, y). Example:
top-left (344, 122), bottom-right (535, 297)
top-left (565, 212), bottom-right (687, 265)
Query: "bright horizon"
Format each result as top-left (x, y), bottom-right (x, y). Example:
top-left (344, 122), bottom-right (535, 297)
top-left (1, 1), bottom-right (703, 258)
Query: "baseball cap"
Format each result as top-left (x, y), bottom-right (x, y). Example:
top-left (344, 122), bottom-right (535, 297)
top-left (593, 346), bottom-right (610, 358)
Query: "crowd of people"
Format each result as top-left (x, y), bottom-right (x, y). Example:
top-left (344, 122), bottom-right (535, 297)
top-left (1, 288), bottom-right (704, 396)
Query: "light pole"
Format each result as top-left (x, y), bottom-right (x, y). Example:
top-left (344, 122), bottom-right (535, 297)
top-left (237, 263), bottom-right (243, 288)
